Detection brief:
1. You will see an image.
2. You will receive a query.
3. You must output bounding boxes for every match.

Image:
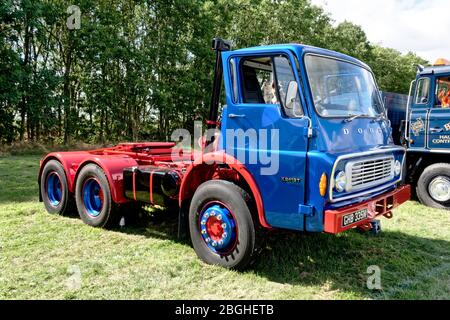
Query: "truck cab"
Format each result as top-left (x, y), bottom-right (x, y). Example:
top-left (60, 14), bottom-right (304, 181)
top-left (403, 64), bottom-right (450, 209)
top-left (38, 39), bottom-right (411, 269)
top-left (218, 43), bottom-right (410, 234)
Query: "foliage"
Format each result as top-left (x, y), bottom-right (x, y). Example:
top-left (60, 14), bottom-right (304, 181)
top-left (0, 0), bottom-right (429, 145)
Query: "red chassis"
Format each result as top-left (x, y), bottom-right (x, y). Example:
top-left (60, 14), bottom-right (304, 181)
top-left (39, 142), bottom-right (411, 235)
top-left (38, 142), bottom-right (271, 227)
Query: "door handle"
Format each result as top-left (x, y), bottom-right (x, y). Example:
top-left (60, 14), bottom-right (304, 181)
top-left (430, 127), bottom-right (444, 133)
top-left (228, 114), bottom-right (246, 119)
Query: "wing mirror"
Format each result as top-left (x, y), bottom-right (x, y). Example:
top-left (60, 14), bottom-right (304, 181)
top-left (285, 81), bottom-right (298, 110)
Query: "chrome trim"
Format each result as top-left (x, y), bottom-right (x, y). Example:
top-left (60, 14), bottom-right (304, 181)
top-left (296, 115), bottom-right (313, 138)
top-left (330, 179), bottom-right (402, 203)
top-left (405, 80), bottom-right (415, 143)
top-left (329, 147), bottom-right (405, 203)
top-left (408, 148), bottom-right (450, 154)
top-left (345, 155), bottom-right (394, 193)
top-left (428, 176), bottom-right (450, 202)
top-left (426, 108), bottom-right (431, 149)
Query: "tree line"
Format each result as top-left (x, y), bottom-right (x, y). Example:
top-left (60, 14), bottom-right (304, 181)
top-left (0, 0), bottom-right (428, 145)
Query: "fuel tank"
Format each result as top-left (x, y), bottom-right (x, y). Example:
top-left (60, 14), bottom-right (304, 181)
top-left (123, 166), bottom-right (182, 206)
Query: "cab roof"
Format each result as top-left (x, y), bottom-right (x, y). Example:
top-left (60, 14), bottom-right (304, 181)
top-left (419, 65), bottom-right (450, 76)
top-left (229, 43), bottom-right (371, 70)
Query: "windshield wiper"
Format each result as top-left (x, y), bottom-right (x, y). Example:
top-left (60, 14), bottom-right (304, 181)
top-left (344, 114), bottom-right (370, 123)
top-left (372, 113), bottom-right (385, 122)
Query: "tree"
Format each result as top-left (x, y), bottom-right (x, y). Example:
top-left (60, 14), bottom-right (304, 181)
top-left (370, 46), bottom-right (428, 94)
top-left (0, 0), bottom-right (431, 145)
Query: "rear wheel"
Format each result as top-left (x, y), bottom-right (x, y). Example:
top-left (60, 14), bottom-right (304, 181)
top-left (40, 160), bottom-right (74, 215)
top-left (189, 180), bottom-right (258, 270)
top-left (75, 164), bottom-right (118, 227)
top-left (417, 163), bottom-right (450, 210)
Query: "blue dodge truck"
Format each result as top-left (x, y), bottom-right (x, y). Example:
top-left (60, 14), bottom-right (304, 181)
top-left (39, 39), bottom-right (411, 269)
top-left (386, 62), bottom-right (450, 210)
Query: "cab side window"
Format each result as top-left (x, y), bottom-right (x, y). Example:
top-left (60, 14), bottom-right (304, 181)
top-left (414, 78), bottom-right (430, 105)
top-left (241, 57), bottom-right (278, 104)
top-left (240, 55), bottom-right (303, 117)
top-left (435, 76), bottom-right (450, 108)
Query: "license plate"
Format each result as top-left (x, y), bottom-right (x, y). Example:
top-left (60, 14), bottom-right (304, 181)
top-left (342, 209), bottom-right (368, 227)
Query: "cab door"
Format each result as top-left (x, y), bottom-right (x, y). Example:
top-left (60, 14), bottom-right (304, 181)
top-left (427, 74), bottom-right (450, 150)
top-left (409, 77), bottom-right (431, 149)
top-left (220, 51), bottom-right (309, 231)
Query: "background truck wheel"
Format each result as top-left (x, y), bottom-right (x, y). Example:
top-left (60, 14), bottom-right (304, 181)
top-left (40, 160), bottom-right (74, 215)
top-left (417, 163), bottom-right (450, 210)
top-left (370, 220), bottom-right (382, 235)
top-left (75, 164), bottom-right (118, 227)
top-left (189, 180), bottom-right (258, 270)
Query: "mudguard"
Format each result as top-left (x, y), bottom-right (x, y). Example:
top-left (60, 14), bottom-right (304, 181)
top-left (39, 152), bottom-right (138, 204)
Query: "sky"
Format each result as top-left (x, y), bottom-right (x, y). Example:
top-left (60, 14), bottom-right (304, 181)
top-left (310, 0), bottom-right (450, 63)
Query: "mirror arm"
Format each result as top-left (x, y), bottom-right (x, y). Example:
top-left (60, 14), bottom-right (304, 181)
top-left (301, 116), bottom-right (313, 138)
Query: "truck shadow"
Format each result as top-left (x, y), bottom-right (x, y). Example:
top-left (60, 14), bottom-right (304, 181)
top-left (119, 207), bottom-right (450, 299)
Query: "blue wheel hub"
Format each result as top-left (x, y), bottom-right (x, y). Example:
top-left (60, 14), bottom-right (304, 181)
top-left (47, 172), bottom-right (62, 206)
top-left (200, 203), bottom-right (237, 253)
top-left (82, 178), bottom-right (104, 217)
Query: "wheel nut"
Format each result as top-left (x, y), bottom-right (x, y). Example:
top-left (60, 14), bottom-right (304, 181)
top-left (222, 223), bottom-right (227, 229)
top-left (218, 240), bottom-right (224, 245)
top-left (222, 232), bottom-right (228, 238)
top-left (217, 215), bottom-right (222, 221)
top-left (205, 237), bottom-right (211, 243)
top-left (211, 241), bottom-right (217, 247)
top-left (201, 229), bottom-right (207, 235)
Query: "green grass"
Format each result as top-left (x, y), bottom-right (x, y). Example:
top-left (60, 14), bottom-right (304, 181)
top-left (0, 155), bottom-right (449, 300)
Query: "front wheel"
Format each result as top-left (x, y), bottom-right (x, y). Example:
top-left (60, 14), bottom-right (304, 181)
top-left (75, 164), bottom-right (118, 227)
top-left (189, 180), bottom-right (258, 270)
top-left (417, 163), bottom-right (450, 210)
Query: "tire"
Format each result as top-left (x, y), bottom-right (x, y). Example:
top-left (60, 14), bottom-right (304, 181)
top-left (40, 160), bottom-right (74, 215)
top-left (189, 180), bottom-right (258, 270)
top-left (417, 163), bottom-right (450, 210)
top-left (75, 164), bottom-right (118, 227)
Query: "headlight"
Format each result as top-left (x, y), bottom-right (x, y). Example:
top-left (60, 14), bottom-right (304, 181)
top-left (394, 160), bottom-right (402, 176)
top-left (335, 171), bottom-right (347, 192)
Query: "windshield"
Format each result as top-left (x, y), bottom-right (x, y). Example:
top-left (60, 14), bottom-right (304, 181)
top-left (305, 55), bottom-right (384, 117)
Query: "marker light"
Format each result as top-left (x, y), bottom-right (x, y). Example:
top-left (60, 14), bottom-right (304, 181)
top-left (335, 171), bottom-right (347, 193)
top-left (394, 160), bottom-right (402, 176)
top-left (320, 173), bottom-right (327, 197)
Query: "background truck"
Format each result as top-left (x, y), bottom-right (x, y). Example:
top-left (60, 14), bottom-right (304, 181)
top-left (38, 38), bottom-right (411, 269)
top-left (385, 60), bottom-right (450, 210)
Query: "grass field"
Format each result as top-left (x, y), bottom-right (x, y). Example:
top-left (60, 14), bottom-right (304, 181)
top-left (0, 155), bottom-right (449, 300)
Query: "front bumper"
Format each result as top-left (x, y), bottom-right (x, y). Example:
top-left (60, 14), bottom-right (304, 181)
top-left (324, 184), bottom-right (411, 234)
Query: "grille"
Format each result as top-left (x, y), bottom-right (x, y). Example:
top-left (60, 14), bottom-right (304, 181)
top-left (347, 156), bottom-right (394, 192)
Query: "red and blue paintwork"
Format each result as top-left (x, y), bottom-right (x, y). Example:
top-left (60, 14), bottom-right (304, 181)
top-left (39, 44), bottom-right (411, 236)
top-left (199, 201), bottom-right (238, 254)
